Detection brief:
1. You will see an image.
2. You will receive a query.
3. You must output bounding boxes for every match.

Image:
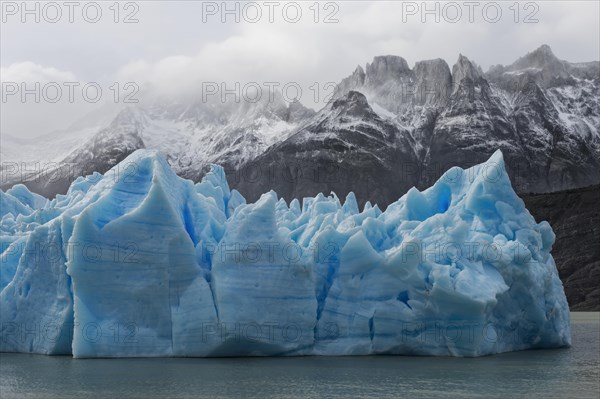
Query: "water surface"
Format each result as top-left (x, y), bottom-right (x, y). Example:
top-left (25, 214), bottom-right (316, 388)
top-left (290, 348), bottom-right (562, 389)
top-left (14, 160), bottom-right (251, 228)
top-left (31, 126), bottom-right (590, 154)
top-left (1, 313), bottom-right (598, 399)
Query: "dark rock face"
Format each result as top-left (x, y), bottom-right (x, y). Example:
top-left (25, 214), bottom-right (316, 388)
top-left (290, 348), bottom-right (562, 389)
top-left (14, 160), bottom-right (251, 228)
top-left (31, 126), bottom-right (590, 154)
top-left (234, 91), bottom-right (420, 206)
top-left (413, 58), bottom-right (453, 106)
top-left (452, 54), bottom-right (484, 91)
top-left (365, 55), bottom-right (412, 85)
top-left (355, 55), bottom-right (417, 114)
top-left (522, 185), bottom-right (600, 311)
top-left (422, 55), bottom-right (529, 191)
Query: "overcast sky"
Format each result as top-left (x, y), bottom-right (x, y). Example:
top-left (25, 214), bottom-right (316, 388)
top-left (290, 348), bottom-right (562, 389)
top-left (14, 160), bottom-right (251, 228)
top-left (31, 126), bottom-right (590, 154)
top-left (1, 0), bottom-right (599, 138)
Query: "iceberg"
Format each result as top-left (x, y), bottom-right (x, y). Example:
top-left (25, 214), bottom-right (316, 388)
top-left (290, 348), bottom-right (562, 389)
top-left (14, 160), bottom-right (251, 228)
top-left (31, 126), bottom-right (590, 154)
top-left (0, 150), bottom-right (571, 357)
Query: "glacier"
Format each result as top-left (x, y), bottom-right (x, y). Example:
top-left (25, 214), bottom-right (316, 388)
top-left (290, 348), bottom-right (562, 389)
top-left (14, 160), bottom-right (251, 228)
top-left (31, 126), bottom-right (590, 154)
top-left (0, 150), bottom-right (571, 357)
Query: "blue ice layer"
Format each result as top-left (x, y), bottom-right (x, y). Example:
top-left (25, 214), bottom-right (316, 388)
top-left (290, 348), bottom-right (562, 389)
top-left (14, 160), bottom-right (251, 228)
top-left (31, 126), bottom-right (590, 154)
top-left (0, 150), bottom-right (571, 357)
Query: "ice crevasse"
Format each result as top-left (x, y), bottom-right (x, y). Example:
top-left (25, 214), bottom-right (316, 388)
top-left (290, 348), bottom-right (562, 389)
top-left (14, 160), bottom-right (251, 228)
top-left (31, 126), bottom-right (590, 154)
top-left (0, 150), bottom-right (571, 357)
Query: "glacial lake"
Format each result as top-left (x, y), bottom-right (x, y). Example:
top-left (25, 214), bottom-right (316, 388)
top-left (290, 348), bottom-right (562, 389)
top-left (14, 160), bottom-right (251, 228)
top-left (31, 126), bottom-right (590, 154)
top-left (1, 312), bottom-right (598, 399)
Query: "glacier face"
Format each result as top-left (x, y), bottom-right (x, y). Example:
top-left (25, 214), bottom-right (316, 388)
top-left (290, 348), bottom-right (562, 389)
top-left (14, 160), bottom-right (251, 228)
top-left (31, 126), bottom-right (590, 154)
top-left (0, 150), bottom-right (570, 357)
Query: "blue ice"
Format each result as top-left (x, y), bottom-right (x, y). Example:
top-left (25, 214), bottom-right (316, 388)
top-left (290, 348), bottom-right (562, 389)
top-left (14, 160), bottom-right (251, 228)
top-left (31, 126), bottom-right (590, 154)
top-left (0, 150), bottom-right (571, 357)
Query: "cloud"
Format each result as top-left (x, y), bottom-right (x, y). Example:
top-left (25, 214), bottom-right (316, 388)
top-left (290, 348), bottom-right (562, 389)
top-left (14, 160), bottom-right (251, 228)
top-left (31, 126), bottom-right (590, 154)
top-left (1, 62), bottom-right (77, 83)
top-left (1, 62), bottom-right (104, 138)
top-left (1, 1), bottom-right (598, 137)
top-left (115, 1), bottom-right (599, 106)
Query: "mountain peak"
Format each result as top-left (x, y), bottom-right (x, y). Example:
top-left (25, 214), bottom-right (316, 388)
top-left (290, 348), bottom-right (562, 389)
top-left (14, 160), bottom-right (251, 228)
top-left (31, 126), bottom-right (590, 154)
top-left (535, 44), bottom-right (555, 56)
top-left (413, 59), bottom-right (452, 105)
top-left (514, 44), bottom-right (561, 69)
top-left (494, 44), bottom-right (575, 87)
top-left (415, 58), bottom-right (449, 69)
top-left (365, 55), bottom-right (412, 84)
top-left (369, 55), bottom-right (410, 69)
top-left (353, 65), bottom-right (366, 77)
top-left (110, 106), bottom-right (147, 128)
top-left (333, 64), bottom-right (367, 99)
top-left (452, 54), bottom-right (483, 85)
top-left (287, 100), bottom-right (316, 123)
top-left (331, 90), bottom-right (375, 117)
top-left (332, 90), bottom-right (369, 107)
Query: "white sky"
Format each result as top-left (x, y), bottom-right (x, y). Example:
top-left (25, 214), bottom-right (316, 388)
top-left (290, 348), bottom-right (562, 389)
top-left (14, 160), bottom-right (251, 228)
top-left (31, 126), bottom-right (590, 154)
top-left (1, 0), bottom-right (599, 138)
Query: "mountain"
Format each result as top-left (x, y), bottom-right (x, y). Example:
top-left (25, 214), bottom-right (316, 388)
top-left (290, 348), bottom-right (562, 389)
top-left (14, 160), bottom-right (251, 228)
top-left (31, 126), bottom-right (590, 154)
top-left (235, 90), bottom-right (420, 205)
top-left (523, 184), bottom-right (600, 311)
top-left (239, 46), bottom-right (599, 205)
top-left (0, 103), bottom-right (121, 166)
top-left (4, 44), bottom-right (599, 205)
top-left (2, 91), bottom-right (315, 197)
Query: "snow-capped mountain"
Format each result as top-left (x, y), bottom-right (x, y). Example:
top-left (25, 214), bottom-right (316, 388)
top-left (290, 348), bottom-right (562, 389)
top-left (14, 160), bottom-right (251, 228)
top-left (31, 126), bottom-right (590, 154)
top-left (235, 90), bottom-right (421, 205)
top-left (240, 45), bottom-right (599, 205)
top-left (2, 90), bottom-right (315, 197)
top-left (3, 45), bottom-right (599, 206)
top-left (0, 101), bottom-right (121, 165)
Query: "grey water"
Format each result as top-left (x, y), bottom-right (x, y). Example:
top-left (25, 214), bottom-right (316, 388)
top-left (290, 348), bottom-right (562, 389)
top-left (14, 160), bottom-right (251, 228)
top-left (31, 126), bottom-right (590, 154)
top-left (1, 313), bottom-right (598, 399)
